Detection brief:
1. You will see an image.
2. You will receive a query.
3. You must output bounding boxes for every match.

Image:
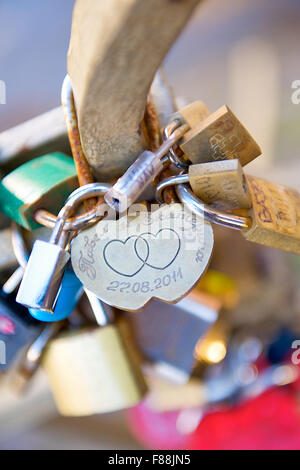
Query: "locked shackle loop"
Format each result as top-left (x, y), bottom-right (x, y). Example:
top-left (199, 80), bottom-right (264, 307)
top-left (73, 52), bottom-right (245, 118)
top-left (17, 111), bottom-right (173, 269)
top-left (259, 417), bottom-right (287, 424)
top-left (157, 121), bottom-right (189, 161)
top-left (50, 182), bottom-right (112, 245)
top-left (156, 176), bottom-right (251, 232)
top-left (11, 222), bottom-right (28, 269)
top-left (16, 183), bottom-right (111, 313)
top-left (1, 223), bottom-right (28, 295)
top-left (163, 120), bottom-right (190, 169)
top-left (34, 194), bottom-right (109, 232)
top-left (20, 322), bottom-right (65, 379)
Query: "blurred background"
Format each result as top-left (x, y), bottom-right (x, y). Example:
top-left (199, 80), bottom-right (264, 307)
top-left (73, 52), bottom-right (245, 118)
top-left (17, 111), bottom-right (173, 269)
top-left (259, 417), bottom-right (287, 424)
top-left (0, 0), bottom-right (300, 450)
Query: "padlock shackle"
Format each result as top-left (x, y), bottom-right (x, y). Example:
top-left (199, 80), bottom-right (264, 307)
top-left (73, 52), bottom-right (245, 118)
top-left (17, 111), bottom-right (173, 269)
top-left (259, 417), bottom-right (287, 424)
top-left (1, 223), bottom-right (29, 295)
top-left (21, 322), bottom-right (64, 377)
top-left (155, 122), bottom-right (189, 161)
top-left (156, 174), bottom-right (189, 203)
top-left (35, 199), bottom-right (107, 231)
top-left (50, 183), bottom-right (111, 245)
top-left (155, 176), bottom-right (251, 231)
top-left (176, 184), bottom-right (251, 231)
top-left (163, 121), bottom-right (190, 169)
top-left (84, 288), bottom-right (113, 327)
top-left (11, 222), bottom-right (28, 269)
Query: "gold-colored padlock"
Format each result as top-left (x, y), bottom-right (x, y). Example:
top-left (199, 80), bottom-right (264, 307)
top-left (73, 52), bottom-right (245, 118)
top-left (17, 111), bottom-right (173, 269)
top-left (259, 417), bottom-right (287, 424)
top-left (160, 173), bottom-right (300, 255)
top-left (188, 159), bottom-right (252, 210)
top-left (42, 291), bottom-right (147, 416)
top-left (242, 176), bottom-right (300, 254)
top-left (177, 105), bottom-right (261, 166)
top-left (170, 100), bottom-right (211, 129)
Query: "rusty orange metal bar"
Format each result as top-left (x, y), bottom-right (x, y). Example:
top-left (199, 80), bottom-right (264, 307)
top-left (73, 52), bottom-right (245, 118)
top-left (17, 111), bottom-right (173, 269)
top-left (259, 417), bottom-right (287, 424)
top-left (61, 75), bottom-right (96, 210)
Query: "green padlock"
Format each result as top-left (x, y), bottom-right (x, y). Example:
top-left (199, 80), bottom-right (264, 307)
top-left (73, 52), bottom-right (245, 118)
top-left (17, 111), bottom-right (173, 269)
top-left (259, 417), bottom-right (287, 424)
top-left (0, 153), bottom-right (78, 230)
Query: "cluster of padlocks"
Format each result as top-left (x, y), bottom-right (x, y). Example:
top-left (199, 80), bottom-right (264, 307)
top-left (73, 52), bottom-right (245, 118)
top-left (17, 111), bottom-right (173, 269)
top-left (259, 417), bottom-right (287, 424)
top-left (0, 73), bottom-right (299, 419)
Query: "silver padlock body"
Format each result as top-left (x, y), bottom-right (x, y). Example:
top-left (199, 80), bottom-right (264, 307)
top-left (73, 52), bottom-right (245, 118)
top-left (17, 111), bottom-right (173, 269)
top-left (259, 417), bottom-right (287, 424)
top-left (16, 240), bottom-right (70, 312)
top-left (127, 296), bottom-right (218, 383)
top-left (105, 151), bottom-right (163, 212)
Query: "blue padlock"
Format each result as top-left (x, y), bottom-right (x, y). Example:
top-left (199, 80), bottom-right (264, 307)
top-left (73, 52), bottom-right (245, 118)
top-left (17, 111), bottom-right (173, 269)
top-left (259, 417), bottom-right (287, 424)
top-left (29, 264), bottom-right (83, 322)
top-left (10, 225), bottom-right (83, 323)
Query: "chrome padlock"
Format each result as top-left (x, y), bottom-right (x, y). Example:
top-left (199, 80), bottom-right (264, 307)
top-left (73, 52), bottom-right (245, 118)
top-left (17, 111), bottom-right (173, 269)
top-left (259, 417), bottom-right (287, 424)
top-left (11, 222), bottom-right (84, 322)
top-left (126, 289), bottom-right (220, 384)
top-left (42, 289), bottom-right (147, 416)
top-left (16, 183), bottom-right (110, 312)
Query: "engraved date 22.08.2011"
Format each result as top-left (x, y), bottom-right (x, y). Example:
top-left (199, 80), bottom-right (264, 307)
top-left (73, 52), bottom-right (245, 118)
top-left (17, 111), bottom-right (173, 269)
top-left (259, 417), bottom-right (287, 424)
top-left (106, 267), bottom-right (183, 294)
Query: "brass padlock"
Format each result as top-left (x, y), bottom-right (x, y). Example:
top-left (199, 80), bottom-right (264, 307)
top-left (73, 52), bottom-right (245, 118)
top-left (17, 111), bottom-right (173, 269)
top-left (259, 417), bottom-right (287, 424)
top-left (242, 176), bottom-right (300, 254)
top-left (188, 159), bottom-right (252, 210)
top-left (105, 101), bottom-right (211, 212)
top-left (42, 290), bottom-right (147, 416)
top-left (170, 101), bottom-right (211, 129)
top-left (158, 175), bottom-right (300, 255)
top-left (173, 105), bottom-right (261, 166)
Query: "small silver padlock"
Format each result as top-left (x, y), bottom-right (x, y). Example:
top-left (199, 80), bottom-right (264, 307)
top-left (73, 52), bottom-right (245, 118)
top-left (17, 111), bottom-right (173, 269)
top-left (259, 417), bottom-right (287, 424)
top-left (16, 183), bottom-right (110, 312)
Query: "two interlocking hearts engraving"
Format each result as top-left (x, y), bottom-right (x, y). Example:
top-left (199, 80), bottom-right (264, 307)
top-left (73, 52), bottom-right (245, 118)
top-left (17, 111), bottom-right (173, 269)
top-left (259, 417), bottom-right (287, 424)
top-left (71, 204), bottom-right (214, 311)
top-left (103, 228), bottom-right (181, 277)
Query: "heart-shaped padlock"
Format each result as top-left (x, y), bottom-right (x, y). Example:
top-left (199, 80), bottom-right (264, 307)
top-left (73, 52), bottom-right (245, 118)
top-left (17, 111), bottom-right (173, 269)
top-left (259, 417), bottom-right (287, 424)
top-left (71, 203), bottom-right (214, 311)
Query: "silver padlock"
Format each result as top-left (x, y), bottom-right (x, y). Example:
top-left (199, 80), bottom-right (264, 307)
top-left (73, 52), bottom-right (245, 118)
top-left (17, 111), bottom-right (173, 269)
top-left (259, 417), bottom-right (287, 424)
top-left (16, 183), bottom-right (110, 313)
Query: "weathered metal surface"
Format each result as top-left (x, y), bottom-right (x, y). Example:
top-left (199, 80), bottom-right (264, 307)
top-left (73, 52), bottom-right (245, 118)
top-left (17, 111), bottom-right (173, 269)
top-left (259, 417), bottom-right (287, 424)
top-left (68, 0), bottom-right (201, 180)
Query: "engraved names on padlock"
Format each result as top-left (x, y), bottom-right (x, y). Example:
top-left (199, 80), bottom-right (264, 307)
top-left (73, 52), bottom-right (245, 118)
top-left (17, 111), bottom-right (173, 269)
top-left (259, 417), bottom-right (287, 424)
top-left (244, 176), bottom-right (300, 254)
top-left (188, 159), bottom-right (252, 210)
top-left (71, 204), bottom-right (214, 311)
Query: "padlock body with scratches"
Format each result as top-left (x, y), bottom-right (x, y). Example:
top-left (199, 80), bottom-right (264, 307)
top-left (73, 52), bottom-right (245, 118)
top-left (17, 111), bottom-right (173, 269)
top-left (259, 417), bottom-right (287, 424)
top-left (188, 159), bottom-right (252, 210)
top-left (243, 176), bottom-right (300, 254)
top-left (126, 291), bottom-right (219, 383)
top-left (42, 325), bottom-right (147, 416)
top-left (0, 153), bottom-right (78, 230)
top-left (179, 105), bottom-right (261, 166)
